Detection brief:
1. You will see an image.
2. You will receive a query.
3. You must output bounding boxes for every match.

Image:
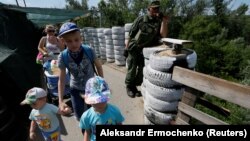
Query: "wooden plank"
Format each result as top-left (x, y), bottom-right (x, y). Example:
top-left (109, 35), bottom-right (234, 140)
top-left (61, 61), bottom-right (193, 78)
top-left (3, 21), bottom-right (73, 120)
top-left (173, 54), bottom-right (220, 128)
top-left (181, 88), bottom-right (197, 106)
top-left (172, 66), bottom-right (250, 109)
top-left (177, 88), bottom-right (197, 123)
top-left (175, 117), bottom-right (189, 125)
top-left (178, 102), bottom-right (228, 125)
top-left (161, 38), bottom-right (193, 45)
top-left (176, 111), bottom-right (190, 124)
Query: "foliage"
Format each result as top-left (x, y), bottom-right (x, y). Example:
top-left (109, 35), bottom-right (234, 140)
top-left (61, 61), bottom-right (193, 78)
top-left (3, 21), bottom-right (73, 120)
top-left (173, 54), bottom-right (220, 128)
top-left (240, 60), bottom-right (250, 85)
top-left (98, 0), bottom-right (127, 27)
top-left (65, 0), bottom-right (84, 10)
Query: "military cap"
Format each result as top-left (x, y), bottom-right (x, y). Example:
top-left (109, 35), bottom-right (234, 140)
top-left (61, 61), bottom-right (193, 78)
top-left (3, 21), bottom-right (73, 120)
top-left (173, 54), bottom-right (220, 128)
top-left (149, 1), bottom-right (160, 8)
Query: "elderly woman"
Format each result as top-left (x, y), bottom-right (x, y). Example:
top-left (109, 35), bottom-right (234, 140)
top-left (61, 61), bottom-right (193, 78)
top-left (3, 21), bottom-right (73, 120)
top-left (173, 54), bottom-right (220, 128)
top-left (38, 24), bottom-right (64, 62)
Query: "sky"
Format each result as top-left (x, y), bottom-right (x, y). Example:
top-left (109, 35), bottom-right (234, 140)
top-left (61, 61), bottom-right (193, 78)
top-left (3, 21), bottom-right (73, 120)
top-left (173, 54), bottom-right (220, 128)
top-left (0, 0), bottom-right (100, 8)
top-left (0, 0), bottom-right (249, 14)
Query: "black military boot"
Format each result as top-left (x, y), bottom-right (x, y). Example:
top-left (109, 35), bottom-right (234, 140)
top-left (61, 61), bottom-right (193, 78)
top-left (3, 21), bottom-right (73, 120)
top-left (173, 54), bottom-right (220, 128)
top-left (126, 85), bottom-right (135, 98)
top-left (133, 86), bottom-right (142, 97)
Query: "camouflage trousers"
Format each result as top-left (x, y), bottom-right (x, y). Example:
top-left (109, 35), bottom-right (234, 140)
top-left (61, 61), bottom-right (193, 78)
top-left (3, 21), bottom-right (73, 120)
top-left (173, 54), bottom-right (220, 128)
top-left (125, 42), bottom-right (144, 86)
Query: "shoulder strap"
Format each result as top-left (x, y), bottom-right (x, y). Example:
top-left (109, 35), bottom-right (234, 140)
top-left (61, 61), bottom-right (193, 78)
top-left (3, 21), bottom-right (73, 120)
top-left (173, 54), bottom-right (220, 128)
top-left (62, 45), bottom-right (97, 75)
top-left (81, 45), bottom-right (94, 63)
top-left (143, 15), bottom-right (149, 22)
top-left (81, 45), bottom-right (98, 75)
top-left (62, 48), bottom-right (69, 69)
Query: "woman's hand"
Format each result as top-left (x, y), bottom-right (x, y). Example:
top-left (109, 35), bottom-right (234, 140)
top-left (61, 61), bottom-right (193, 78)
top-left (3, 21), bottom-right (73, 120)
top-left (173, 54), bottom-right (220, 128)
top-left (43, 52), bottom-right (48, 57)
top-left (29, 131), bottom-right (36, 140)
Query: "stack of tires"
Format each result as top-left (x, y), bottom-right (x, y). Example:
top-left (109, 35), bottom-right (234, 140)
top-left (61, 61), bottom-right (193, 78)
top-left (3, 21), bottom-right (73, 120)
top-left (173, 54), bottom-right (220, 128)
top-left (143, 45), bottom-right (168, 66)
top-left (92, 28), bottom-right (100, 58)
top-left (124, 23), bottom-right (132, 68)
top-left (104, 28), bottom-right (115, 63)
top-left (80, 28), bottom-right (85, 41)
top-left (82, 27), bottom-right (94, 46)
top-left (124, 23), bottom-right (132, 45)
top-left (97, 28), bottom-right (106, 60)
top-left (112, 26), bottom-right (126, 66)
top-left (142, 48), bottom-right (197, 125)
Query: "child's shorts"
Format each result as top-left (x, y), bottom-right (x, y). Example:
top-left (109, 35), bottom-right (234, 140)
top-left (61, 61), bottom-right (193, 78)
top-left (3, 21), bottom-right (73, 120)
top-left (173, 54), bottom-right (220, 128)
top-left (41, 127), bottom-right (62, 141)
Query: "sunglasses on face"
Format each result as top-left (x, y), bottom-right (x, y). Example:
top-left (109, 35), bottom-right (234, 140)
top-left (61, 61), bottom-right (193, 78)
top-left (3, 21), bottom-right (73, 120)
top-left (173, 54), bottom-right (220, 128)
top-left (151, 7), bottom-right (160, 11)
top-left (47, 30), bottom-right (55, 33)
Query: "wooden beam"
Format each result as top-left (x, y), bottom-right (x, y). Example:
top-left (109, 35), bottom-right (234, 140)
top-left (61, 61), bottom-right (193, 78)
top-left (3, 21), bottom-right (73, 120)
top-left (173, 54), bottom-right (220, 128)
top-left (178, 102), bottom-right (228, 125)
top-left (172, 66), bottom-right (250, 109)
top-left (175, 118), bottom-right (189, 125)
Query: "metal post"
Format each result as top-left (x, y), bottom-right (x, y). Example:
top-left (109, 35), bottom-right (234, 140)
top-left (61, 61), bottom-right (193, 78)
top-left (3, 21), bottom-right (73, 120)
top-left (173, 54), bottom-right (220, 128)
top-left (99, 11), bottom-right (102, 27)
top-left (23, 0), bottom-right (26, 7)
top-left (15, 0), bottom-right (19, 6)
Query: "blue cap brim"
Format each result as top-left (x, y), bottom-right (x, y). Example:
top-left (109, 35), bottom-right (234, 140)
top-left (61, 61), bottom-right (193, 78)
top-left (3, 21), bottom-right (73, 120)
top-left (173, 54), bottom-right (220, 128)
top-left (58, 28), bottom-right (80, 37)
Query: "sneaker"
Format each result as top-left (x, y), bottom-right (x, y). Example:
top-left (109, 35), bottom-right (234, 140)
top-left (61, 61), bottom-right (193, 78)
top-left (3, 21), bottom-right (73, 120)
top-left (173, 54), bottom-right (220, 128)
top-left (126, 86), bottom-right (135, 98)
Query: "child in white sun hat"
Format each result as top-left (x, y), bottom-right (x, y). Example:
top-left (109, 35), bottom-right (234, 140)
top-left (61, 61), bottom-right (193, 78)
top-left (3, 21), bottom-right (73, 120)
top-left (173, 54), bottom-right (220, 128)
top-left (21, 87), bottom-right (71, 141)
top-left (79, 76), bottom-right (125, 141)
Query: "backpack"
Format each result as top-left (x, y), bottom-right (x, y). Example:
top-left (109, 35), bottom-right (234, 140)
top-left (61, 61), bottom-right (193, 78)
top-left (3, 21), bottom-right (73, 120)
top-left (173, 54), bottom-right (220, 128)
top-left (62, 44), bottom-right (97, 75)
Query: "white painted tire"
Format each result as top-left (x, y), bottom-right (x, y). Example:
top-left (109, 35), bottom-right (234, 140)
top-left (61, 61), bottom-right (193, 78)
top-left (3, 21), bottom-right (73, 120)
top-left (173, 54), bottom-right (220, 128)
top-left (124, 23), bottom-right (133, 32)
top-left (142, 46), bottom-right (167, 59)
top-left (112, 26), bottom-right (125, 34)
top-left (143, 77), bottom-right (184, 102)
top-left (143, 65), bottom-right (182, 88)
top-left (149, 48), bottom-right (197, 72)
top-left (144, 91), bottom-right (179, 112)
top-left (144, 103), bottom-right (175, 125)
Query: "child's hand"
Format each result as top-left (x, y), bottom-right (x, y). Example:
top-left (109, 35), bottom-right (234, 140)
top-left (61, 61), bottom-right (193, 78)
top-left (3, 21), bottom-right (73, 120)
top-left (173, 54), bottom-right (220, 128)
top-left (29, 131), bottom-right (36, 140)
top-left (59, 102), bottom-right (68, 114)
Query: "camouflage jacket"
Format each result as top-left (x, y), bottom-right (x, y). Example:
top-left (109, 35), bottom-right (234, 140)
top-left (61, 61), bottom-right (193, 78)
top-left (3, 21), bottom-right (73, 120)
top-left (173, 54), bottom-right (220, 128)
top-left (129, 14), bottom-right (162, 48)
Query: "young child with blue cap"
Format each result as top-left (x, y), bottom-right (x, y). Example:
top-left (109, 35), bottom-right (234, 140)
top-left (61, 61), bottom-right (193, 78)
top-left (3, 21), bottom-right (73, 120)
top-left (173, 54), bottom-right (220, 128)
top-left (57, 22), bottom-right (104, 121)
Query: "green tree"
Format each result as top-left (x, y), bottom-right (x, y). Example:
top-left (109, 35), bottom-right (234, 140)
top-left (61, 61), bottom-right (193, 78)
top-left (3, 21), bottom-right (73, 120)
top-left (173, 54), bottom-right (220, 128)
top-left (211, 0), bottom-right (232, 25)
top-left (65, 0), bottom-right (83, 10)
top-left (98, 0), bottom-right (131, 27)
top-left (64, 0), bottom-right (101, 28)
top-left (241, 60), bottom-right (250, 85)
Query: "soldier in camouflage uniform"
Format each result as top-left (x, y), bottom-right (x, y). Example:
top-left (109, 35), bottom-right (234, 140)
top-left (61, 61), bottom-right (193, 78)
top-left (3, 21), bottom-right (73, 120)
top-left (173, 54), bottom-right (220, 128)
top-left (125, 0), bottom-right (168, 98)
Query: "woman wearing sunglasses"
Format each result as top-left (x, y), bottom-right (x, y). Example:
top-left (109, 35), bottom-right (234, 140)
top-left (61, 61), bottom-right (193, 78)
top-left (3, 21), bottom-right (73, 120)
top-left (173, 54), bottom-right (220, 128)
top-left (38, 24), bottom-right (64, 62)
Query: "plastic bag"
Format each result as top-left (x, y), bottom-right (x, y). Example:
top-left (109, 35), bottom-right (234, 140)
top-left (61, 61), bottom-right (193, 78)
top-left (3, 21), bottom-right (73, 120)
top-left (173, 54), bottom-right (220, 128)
top-left (36, 52), bottom-right (43, 64)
